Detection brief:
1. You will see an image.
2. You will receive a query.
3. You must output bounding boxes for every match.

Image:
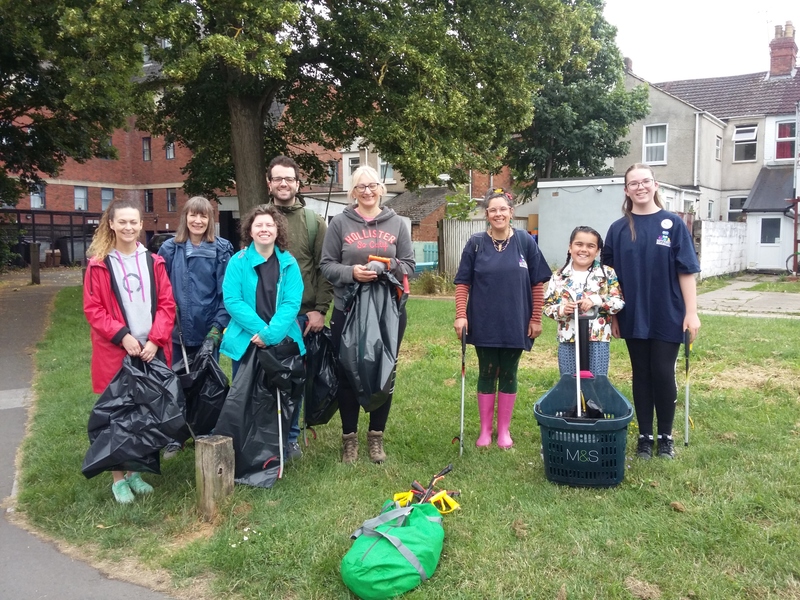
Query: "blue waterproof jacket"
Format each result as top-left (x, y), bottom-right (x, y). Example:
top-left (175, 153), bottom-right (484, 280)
top-left (159, 237), bottom-right (234, 346)
top-left (220, 243), bottom-right (306, 361)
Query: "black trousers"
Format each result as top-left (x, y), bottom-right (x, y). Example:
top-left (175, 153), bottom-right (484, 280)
top-left (625, 338), bottom-right (680, 438)
top-left (329, 307), bottom-right (407, 434)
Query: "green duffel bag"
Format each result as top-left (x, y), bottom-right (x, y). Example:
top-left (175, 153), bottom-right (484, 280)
top-left (341, 501), bottom-right (445, 600)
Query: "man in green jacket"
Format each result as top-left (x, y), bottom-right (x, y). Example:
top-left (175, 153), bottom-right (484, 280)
top-left (268, 155), bottom-right (334, 460)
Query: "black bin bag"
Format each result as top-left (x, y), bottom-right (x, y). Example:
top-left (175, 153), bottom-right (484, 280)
top-left (82, 356), bottom-right (186, 479)
top-left (303, 327), bottom-right (338, 427)
top-left (340, 272), bottom-right (408, 412)
top-left (172, 340), bottom-right (230, 441)
top-left (214, 340), bottom-right (305, 488)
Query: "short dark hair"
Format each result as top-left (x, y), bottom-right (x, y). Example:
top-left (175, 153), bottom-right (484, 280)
top-left (267, 155), bottom-right (301, 181)
top-left (239, 204), bottom-right (290, 251)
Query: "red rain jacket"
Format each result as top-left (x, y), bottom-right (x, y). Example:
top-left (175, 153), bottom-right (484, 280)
top-left (83, 252), bottom-right (175, 393)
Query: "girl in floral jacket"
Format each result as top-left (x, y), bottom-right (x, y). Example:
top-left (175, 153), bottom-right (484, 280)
top-left (543, 226), bottom-right (624, 376)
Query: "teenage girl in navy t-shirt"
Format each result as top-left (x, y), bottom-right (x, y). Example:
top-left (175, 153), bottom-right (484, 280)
top-left (603, 163), bottom-right (701, 460)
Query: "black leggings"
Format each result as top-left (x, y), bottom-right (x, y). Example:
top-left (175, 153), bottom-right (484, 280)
top-left (625, 338), bottom-right (680, 438)
top-left (329, 307), bottom-right (407, 434)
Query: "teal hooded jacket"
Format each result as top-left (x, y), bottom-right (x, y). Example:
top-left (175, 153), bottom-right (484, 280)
top-left (220, 243), bottom-right (306, 361)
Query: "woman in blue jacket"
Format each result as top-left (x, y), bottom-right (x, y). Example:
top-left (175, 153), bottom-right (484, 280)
top-left (158, 196), bottom-right (234, 360)
top-left (159, 196), bottom-right (233, 458)
top-left (220, 204), bottom-right (305, 379)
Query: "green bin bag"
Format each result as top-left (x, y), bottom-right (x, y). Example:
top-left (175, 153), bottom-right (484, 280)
top-left (341, 501), bottom-right (444, 600)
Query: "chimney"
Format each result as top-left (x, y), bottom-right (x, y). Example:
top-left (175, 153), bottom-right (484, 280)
top-left (624, 57), bottom-right (633, 73)
top-left (770, 21), bottom-right (797, 77)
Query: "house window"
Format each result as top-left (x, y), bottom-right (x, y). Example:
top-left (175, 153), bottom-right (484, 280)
top-left (733, 125), bottom-right (757, 162)
top-left (165, 142), bottom-right (175, 160)
top-left (348, 157), bottom-right (360, 175)
top-left (144, 189), bottom-right (154, 213)
top-left (776, 122), bottom-right (796, 160)
top-left (715, 136), bottom-right (722, 161)
top-left (166, 188), bottom-right (177, 212)
top-left (30, 184), bottom-right (45, 209)
top-left (707, 199), bottom-right (714, 220)
top-left (142, 137), bottom-right (152, 161)
top-left (74, 186), bottom-right (88, 211)
top-left (643, 124), bottom-right (667, 164)
top-left (101, 188), bottom-right (114, 210)
top-left (379, 157), bottom-right (394, 181)
top-left (327, 161), bottom-right (339, 184)
top-left (760, 218), bottom-right (781, 244)
top-left (728, 197), bottom-right (746, 222)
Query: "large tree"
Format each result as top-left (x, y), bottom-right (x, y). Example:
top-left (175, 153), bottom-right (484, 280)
top-left (507, 0), bottom-right (649, 197)
top-left (132, 0), bottom-right (598, 213)
top-left (0, 0), bottom-right (143, 204)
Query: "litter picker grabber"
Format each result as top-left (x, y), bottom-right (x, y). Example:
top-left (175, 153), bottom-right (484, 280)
top-left (174, 307), bottom-right (198, 441)
top-left (574, 299), bottom-right (582, 417)
top-left (684, 329), bottom-right (692, 447)
top-left (276, 387), bottom-right (284, 479)
top-left (451, 327), bottom-right (466, 455)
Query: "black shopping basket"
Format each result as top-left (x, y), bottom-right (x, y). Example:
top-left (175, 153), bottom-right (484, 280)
top-left (534, 375), bottom-right (634, 487)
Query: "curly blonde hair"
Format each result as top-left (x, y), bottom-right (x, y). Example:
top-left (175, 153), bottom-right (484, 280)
top-left (87, 197), bottom-right (144, 260)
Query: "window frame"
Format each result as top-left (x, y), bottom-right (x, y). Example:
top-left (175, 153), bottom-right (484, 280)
top-left (166, 188), bottom-right (177, 212)
top-left (775, 121), bottom-right (796, 161)
top-left (101, 188), bottom-right (114, 211)
top-left (643, 123), bottom-right (668, 165)
top-left (733, 125), bottom-right (758, 162)
top-left (142, 137), bottom-right (152, 161)
top-left (74, 186), bottom-right (88, 211)
top-left (727, 196), bottom-right (746, 222)
top-left (30, 184), bottom-right (46, 209)
top-left (378, 157), bottom-right (395, 182)
top-left (144, 189), bottom-right (154, 213)
top-left (760, 217), bottom-right (781, 244)
top-left (165, 142), bottom-right (175, 160)
top-left (715, 136), bottom-right (722, 161)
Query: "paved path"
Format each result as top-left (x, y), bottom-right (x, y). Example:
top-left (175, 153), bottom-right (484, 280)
top-left (0, 268), bottom-right (174, 600)
top-left (697, 274), bottom-right (800, 318)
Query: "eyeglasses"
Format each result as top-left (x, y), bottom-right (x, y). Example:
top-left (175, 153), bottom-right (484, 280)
top-left (486, 206), bottom-right (511, 215)
top-left (625, 178), bottom-right (654, 190)
top-left (355, 182), bottom-right (379, 192)
top-left (269, 176), bottom-right (297, 184)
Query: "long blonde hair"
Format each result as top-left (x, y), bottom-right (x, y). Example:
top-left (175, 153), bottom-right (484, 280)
top-left (175, 196), bottom-right (216, 244)
top-left (87, 197), bottom-right (144, 261)
top-left (623, 163), bottom-right (664, 241)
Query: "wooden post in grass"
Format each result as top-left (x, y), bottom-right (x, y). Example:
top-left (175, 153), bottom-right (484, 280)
top-left (195, 435), bottom-right (234, 521)
top-left (30, 243), bottom-right (40, 285)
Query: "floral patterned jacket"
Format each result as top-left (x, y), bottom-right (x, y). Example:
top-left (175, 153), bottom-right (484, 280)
top-left (543, 259), bottom-right (625, 343)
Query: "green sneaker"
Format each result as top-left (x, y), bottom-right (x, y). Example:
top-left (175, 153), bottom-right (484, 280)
top-left (125, 472), bottom-right (154, 495)
top-left (112, 479), bottom-right (135, 504)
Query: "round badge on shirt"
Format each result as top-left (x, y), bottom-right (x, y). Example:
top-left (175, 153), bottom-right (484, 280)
top-left (661, 218), bottom-right (673, 229)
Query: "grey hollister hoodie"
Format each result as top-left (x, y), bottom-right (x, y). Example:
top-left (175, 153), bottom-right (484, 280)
top-left (320, 205), bottom-right (416, 311)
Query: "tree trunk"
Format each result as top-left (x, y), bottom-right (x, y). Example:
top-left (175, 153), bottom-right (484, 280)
top-left (227, 93), bottom-right (270, 214)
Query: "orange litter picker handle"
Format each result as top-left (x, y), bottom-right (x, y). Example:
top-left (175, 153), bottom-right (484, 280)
top-left (368, 255), bottom-right (391, 267)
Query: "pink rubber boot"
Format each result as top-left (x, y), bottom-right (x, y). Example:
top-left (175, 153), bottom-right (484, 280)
top-left (496, 392), bottom-right (517, 449)
top-left (476, 393), bottom-right (495, 447)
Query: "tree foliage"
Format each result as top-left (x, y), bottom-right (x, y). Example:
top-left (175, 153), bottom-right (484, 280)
top-left (0, 0), bottom-right (142, 204)
top-left (132, 0), bottom-right (598, 212)
top-left (507, 0), bottom-right (650, 198)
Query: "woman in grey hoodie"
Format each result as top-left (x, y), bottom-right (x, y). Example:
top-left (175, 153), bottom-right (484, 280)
top-left (320, 165), bottom-right (415, 464)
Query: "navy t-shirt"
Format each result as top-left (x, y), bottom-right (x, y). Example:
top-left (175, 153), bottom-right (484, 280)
top-left (603, 210), bottom-right (700, 343)
top-left (454, 229), bottom-right (551, 350)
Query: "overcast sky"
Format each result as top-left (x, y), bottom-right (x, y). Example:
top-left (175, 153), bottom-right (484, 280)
top-left (603, 0), bottom-right (799, 83)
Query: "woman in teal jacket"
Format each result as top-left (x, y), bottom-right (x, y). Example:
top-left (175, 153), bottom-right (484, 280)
top-left (221, 204), bottom-right (305, 379)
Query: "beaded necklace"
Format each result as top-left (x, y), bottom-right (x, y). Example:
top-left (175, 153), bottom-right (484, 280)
top-left (490, 229), bottom-right (511, 252)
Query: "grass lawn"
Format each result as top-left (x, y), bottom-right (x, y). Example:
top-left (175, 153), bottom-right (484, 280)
top-left (15, 286), bottom-right (800, 599)
top-left (744, 280), bottom-right (800, 294)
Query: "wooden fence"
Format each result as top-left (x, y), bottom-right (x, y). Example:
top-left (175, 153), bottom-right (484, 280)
top-left (437, 217), bottom-right (527, 274)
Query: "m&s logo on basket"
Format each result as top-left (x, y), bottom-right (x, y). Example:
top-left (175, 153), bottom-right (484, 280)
top-left (567, 448), bottom-right (599, 463)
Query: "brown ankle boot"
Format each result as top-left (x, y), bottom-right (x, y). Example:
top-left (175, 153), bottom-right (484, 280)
top-left (367, 430), bottom-right (386, 463)
top-left (342, 432), bottom-right (358, 464)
